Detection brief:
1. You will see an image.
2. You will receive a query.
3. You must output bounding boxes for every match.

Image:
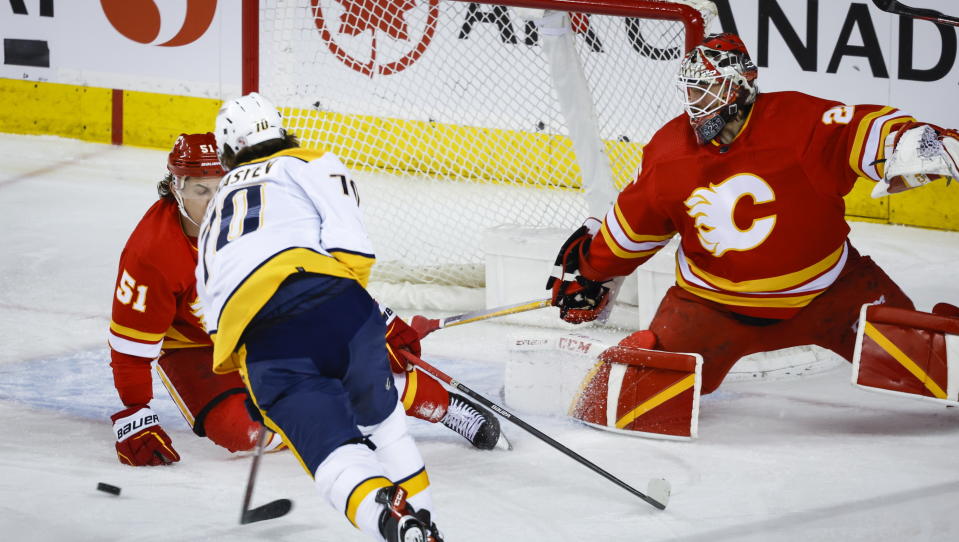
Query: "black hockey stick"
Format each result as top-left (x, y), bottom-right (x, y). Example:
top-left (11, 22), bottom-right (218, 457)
top-left (401, 351), bottom-right (671, 510)
top-left (872, 0), bottom-right (959, 27)
top-left (240, 427), bottom-right (293, 524)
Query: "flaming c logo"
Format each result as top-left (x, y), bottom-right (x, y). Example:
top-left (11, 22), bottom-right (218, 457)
top-left (101, 0), bottom-right (217, 47)
top-left (312, 0), bottom-right (440, 76)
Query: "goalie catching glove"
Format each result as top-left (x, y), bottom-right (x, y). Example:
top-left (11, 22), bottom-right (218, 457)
top-left (872, 122), bottom-right (959, 197)
top-left (381, 305), bottom-right (421, 373)
top-left (546, 218), bottom-right (612, 324)
top-left (111, 405), bottom-right (180, 466)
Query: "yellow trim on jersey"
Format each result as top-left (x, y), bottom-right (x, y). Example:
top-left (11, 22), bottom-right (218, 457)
top-left (329, 250), bottom-right (374, 288)
top-left (684, 243), bottom-right (844, 293)
top-left (873, 117), bottom-right (914, 179)
top-left (864, 322), bottom-right (946, 399)
top-left (848, 107), bottom-right (895, 179)
top-left (109, 321), bottom-right (164, 342)
top-left (616, 374), bottom-right (696, 429)
top-left (401, 368), bottom-right (418, 412)
top-left (164, 327), bottom-right (194, 343)
top-left (612, 203), bottom-right (675, 243)
top-left (600, 222), bottom-right (663, 260)
top-left (211, 248), bottom-right (363, 374)
top-left (160, 340), bottom-right (209, 350)
top-left (675, 273), bottom-right (822, 308)
top-left (155, 364), bottom-right (195, 427)
top-left (397, 467), bottom-right (430, 499)
top-left (346, 476), bottom-right (393, 527)
top-left (238, 147), bottom-right (327, 167)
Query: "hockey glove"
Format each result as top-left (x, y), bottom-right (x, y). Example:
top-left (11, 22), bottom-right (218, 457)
top-left (873, 121), bottom-right (959, 197)
top-left (382, 305), bottom-right (421, 373)
top-left (546, 218), bottom-right (611, 324)
top-left (111, 405), bottom-right (180, 466)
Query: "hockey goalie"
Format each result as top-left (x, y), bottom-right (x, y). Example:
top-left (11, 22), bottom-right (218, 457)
top-left (547, 33), bottom-right (959, 440)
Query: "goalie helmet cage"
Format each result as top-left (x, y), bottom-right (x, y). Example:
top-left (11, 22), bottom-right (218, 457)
top-left (241, 0), bottom-right (709, 295)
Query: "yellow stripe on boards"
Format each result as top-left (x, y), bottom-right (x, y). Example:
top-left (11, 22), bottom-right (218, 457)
top-left (616, 374), bottom-right (696, 429)
top-left (864, 322), bottom-right (946, 398)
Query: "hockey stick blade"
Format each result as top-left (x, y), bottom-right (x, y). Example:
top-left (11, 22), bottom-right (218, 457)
top-left (871, 0), bottom-right (959, 27)
top-left (647, 479), bottom-right (672, 509)
top-left (240, 498), bottom-right (293, 524)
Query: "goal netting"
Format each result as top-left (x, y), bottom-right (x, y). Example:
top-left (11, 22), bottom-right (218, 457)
top-left (251, 0), bottom-right (713, 308)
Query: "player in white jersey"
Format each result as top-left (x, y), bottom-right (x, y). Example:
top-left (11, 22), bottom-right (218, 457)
top-left (197, 93), bottom-right (441, 542)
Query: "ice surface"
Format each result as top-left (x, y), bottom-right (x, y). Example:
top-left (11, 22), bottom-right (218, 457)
top-left (1, 134), bottom-right (958, 541)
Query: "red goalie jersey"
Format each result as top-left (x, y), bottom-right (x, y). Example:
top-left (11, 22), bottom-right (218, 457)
top-left (583, 91), bottom-right (914, 319)
top-left (109, 198), bottom-right (212, 406)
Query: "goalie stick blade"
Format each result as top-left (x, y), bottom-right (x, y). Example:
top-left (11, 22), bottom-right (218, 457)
top-left (240, 498), bottom-right (293, 525)
top-left (646, 478), bottom-right (671, 510)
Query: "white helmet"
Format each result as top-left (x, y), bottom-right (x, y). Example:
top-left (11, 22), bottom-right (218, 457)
top-left (214, 92), bottom-right (286, 165)
top-left (677, 33), bottom-right (758, 144)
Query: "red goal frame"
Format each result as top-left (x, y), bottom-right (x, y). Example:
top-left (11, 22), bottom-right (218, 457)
top-left (240, 0), bottom-right (706, 94)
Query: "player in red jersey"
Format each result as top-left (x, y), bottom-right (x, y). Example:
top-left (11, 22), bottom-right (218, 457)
top-left (548, 33), bottom-right (958, 435)
top-left (108, 134), bottom-right (501, 466)
top-left (108, 133), bottom-right (279, 465)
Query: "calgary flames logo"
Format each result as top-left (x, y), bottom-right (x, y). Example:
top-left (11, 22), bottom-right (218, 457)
top-left (684, 174), bottom-right (777, 257)
top-left (312, 0), bottom-right (440, 76)
top-left (101, 0), bottom-right (217, 47)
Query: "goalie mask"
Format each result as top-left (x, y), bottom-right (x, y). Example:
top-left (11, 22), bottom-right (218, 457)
top-left (167, 132), bottom-right (225, 227)
top-left (677, 33), bottom-right (758, 145)
top-left (214, 92), bottom-right (286, 166)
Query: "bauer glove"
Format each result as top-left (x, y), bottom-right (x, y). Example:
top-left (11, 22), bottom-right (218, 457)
top-left (546, 218), bottom-right (611, 324)
top-left (381, 305), bottom-right (422, 373)
top-left (111, 405), bottom-right (180, 466)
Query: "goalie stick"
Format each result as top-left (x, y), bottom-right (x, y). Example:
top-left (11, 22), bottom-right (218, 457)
top-left (872, 0), bottom-right (959, 27)
top-left (400, 351), bottom-right (671, 510)
top-left (410, 297), bottom-right (552, 338)
top-left (240, 427), bottom-right (293, 525)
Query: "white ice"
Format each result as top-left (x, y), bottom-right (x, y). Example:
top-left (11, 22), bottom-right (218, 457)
top-left (1, 133), bottom-right (958, 541)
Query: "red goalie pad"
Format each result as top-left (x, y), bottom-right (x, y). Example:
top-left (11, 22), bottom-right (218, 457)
top-left (852, 304), bottom-right (959, 406)
top-left (571, 344), bottom-right (703, 440)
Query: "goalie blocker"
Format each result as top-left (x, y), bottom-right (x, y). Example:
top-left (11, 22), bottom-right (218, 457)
top-left (852, 303), bottom-right (959, 406)
top-left (571, 332), bottom-right (703, 440)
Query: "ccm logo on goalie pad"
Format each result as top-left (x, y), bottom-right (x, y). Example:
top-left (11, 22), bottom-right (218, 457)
top-left (113, 411), bottom-right (161, 441)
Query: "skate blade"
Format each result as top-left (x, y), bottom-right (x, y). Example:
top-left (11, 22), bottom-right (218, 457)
top-left (494, 430), bottom-right (513, 451)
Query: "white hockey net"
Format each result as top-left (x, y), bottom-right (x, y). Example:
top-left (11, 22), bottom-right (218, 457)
top-left (255, 0), bottom-right (711, 294)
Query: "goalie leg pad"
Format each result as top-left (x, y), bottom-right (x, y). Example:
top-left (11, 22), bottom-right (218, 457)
top-left (571, 344), bottom-right (703, 440)
top-left (852, 304), bottom-right (959, 406)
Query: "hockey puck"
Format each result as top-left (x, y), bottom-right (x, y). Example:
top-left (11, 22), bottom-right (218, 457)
top-left (97, 482), bottom-right (121, 496)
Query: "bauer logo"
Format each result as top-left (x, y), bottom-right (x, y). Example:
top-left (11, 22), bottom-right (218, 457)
top-left (101, 0), bottom-right (217, 47)
top-left (311, 0), bottom-right (439, 76)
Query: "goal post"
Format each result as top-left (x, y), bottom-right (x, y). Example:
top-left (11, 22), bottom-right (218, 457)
top-left (241, 0), bottom-right (712, 305)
